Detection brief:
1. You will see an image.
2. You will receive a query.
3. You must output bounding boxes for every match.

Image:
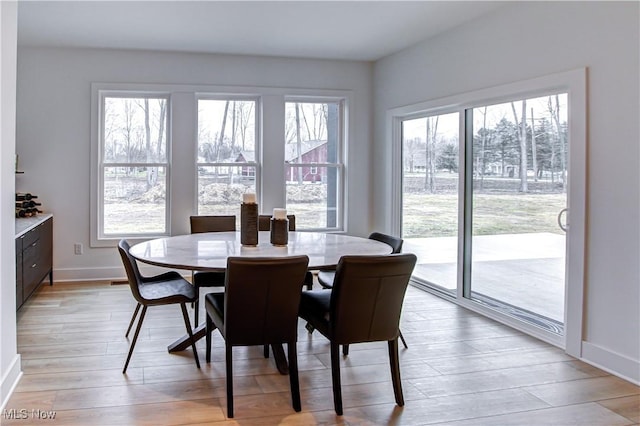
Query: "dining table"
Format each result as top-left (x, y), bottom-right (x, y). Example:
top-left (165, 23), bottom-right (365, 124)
top-left (128, 231), bottom-right (393, 373)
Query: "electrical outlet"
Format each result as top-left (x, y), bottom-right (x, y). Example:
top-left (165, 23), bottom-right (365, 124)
top-left (74, 243), bottom-right (83, 255)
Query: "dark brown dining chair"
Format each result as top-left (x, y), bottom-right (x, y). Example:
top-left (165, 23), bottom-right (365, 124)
top-left (118, 239), bottom-right (200, 373)
top-left (190, 215), bottom-right (236, 327)
top-left (205, 255), bottom-right (310, 418)
top-left (316, 231), bottom-right (409, 349)
top-left (298, 253), bottom-right (417, 415)
top-left (258, 214), bottom-right (313, 291)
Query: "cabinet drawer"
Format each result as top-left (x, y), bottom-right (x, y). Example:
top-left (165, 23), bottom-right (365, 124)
top-left (23, 242), bottom-right (40, 271)
top-left (22, 226), bottom-right (40, 249)
top-left (23, 243), bottom-right (48, 300)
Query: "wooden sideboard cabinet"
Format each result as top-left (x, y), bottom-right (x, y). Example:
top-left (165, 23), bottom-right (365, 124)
top-left (15, 215), bottom-right (53, 310)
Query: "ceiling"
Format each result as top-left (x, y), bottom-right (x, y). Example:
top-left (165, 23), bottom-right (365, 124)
top-left (17, 1), bottom-right (504, 61)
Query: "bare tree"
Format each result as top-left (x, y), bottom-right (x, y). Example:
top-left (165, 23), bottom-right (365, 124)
top-left (477, 107), bottom-right (488, 190)
top-left (156, 99), bottom-right (166, 160)
top-left (103, 100), bottom-right (119, 161)
top-left (215, 101), bottom-right (230, 178)
top-left (141, 99), bottom-right (155, 189)
top-left (230, 101), bottom-right (237, 153)
top-left (121, 100), bottom-right (136, 174)
top-left (236, 102), bottom-right (253, 150)
top-left (403, 137), bottom-right (422, 173)
top-left (510, 101), bottom-right (528, 192)
top-left (217, 101), bottom-right (230, 160)
top-left (295, 103), bottom-right (303, 183)
top-left (425, 115), bottom-right (439, 193)
top-left (300, 104), bottom-right (312, 141)
top-left (530, 107), bottom-right (538, 182)
top-left (550, 95), bottom-right (567, 190)
top-left (155, 99), bottom-right (166, 186)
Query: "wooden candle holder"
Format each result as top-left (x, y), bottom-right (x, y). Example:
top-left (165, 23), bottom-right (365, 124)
top-left (270, 218), bottom-right (289, 246)
top-left (240, 202), bottom-right (258, 246)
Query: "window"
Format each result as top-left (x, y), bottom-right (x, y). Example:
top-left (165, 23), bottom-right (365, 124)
top-left (91, 85), bottom-right (350, 244)
top-left (196, 98), bottom-right (258, 216)
top-left (284, 100), bottom-right (343, 230)
top-left (98, 93), bottom-right (169, 238)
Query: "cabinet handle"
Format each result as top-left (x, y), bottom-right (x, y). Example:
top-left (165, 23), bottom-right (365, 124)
top-left (31, 263), bottom-right (37, 269)
top-left (31, 242), bottom-right (38, 247)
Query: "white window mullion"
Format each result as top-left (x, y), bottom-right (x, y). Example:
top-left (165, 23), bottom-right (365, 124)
top-left (262, 95), bottom-right (286, 214)
top-left (170, 92), bottom-right (196, 236)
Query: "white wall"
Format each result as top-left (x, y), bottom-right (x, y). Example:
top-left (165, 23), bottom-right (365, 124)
top-left (373, 2), bottom-right (639, 382)
top-left (0, 1), bottom-right (20, 410)
top-left (15, 47), bottom-right (373, 281)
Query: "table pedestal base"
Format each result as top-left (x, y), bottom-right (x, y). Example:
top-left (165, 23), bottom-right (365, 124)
top-left (167, 325), bottom-right (289, 375)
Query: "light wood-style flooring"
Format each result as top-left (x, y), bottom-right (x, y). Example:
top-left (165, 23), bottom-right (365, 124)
top-left (4, 281), bottom-right (639, 425)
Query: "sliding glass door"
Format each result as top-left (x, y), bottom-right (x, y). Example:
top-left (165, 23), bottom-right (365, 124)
top-left (466, 94), bottom-right (568, 333)
top-left (401, 112), bottom-right (459, 295)
top-left (397, 79), bottom-right (580, 344)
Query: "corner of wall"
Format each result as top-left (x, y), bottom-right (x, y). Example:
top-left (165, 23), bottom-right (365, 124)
top-left (0, 354), bottom-right (22, 412)
top-left (1, 0), bottom-right (20, 412)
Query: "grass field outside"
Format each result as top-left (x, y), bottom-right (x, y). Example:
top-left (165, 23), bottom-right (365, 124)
top-left (402, 192), bottom-right (567, 238)
top-left (103, 173), bottom-right (567, 235)
top-left (402, 172), bottom-right (566, 238)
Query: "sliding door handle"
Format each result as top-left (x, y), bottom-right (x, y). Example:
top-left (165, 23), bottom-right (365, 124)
top-left (557, 208), bottom-right (568, 232)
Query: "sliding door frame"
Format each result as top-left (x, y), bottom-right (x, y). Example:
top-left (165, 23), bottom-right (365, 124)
top-left (388, 68), bottom-right (586, 357)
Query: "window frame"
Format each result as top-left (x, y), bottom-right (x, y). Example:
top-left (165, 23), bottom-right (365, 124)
top-left (388, 69), bottom-right (586, 356)
top-left (91, 88), bottom-right (172, 246)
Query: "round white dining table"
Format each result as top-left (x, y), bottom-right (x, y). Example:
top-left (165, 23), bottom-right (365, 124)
top-left (129, 231), bottom-right (392, 272)
top-left (128, 231), bottom-right (392, 373)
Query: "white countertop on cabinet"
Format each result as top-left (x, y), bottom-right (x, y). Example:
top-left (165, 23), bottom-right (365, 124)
top-left (15, 214), bottom-right (53, 238)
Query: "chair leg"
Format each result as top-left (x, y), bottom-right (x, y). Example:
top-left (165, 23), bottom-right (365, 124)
top-left (342, 344), bottom-right (349, 356)
top-left (206, 314), bottom-right (214, 363)
top-left (263, 344), bottom-right (269, 358)
top-left (288, 342), bottom-right (301, 412)
top-left (399, 330), bottom-right (408, 349)
top-left (193, 290), bottom-right (200, 328)
top-left (330, 342), bottom-right (343, 415)
top-left (226, 344), bottom-right (234, 418)
top-left (125, 303), bottom-right (141, 338)
top-left (123, 305), bottom-right (147, 374)
top-left (304, 271), bottom-right (314, 291)
top-left (180, 303), bottom-right (200, 369)
top-left (388, 338), bottom-right (404, 406)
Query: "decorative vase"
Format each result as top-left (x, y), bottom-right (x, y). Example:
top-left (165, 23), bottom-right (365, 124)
top-left (240, 202), bottom-right (258, 246)
top-left (270, 218), bottom-right (288, 246)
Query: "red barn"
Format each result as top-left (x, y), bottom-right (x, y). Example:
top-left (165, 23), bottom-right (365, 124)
top-left (236, 140), bottom-right (328, 183)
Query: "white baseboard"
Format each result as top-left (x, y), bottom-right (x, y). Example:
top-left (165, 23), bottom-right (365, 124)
top-left (53, 264), bottom-right (182, 282)
top-left (52, 266), bottom-right (124, 282)
top-left (581, 341), bottom-right (640, 385)
top-left (0, 354), bottom-right (22, 412)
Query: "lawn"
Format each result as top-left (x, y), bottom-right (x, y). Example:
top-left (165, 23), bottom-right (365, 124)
top-left (103, 174), bottom-right (567, 235)
top-left (402, 192), bottom-right (566, 238)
